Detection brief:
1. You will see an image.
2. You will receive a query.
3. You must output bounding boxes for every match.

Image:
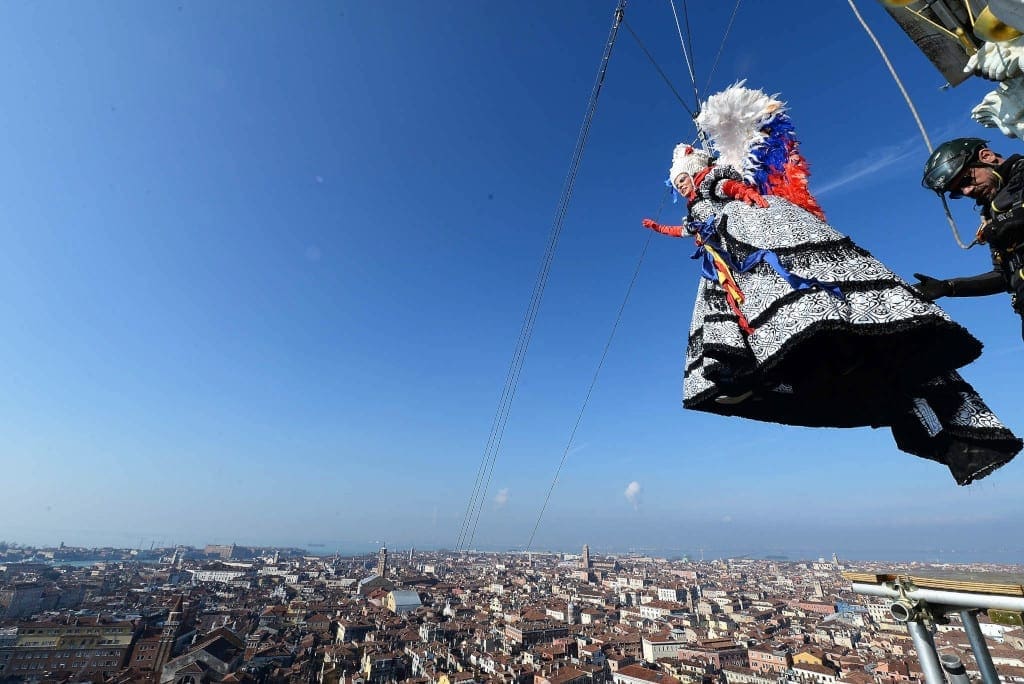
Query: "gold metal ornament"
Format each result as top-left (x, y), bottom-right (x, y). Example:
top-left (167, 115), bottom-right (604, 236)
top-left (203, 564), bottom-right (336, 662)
top-left (974, 6), bottom-right (1024, 43)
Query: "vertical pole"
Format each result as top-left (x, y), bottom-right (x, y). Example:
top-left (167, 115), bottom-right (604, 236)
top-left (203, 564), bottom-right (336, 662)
top-left (907, 621), bottom-right (946, 684)
top-left (961, 609), bottom-right (1000, 684)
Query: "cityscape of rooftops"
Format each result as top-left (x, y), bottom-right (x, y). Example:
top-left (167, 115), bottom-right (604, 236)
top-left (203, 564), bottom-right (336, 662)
top-left (0, 540), bottom-right (1022, 684)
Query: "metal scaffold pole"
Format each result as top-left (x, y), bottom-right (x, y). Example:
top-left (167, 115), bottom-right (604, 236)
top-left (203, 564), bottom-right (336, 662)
top-left (905, 622), bottom-right (945, 684)
top-left (961, 609), bottom-right (1000, 684)
top-left (851, 582), bottom-right (1024, 612)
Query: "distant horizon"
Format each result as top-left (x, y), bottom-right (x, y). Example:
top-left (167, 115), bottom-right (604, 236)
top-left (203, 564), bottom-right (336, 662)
top-left (5, 537), bottom-right (1023, 567)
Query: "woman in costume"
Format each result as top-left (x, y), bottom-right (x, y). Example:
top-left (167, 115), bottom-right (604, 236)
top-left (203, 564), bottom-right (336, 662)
top-left (642, 82), bottom-right (1020, 485)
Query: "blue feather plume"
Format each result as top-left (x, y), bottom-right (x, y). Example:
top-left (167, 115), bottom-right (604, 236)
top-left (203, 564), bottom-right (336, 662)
top-left (751, 113), bottom-right (796, 194)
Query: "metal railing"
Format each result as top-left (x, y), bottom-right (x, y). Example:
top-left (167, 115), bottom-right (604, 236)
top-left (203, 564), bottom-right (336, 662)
top-left (850, 578), bottom-right (1024, 684)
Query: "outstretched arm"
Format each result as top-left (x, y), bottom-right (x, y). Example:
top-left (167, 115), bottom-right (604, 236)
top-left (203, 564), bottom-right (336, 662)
top-left (642, 218), bottom-right (686, 238)
top-left (912, 271), bottom-right (1005, 300)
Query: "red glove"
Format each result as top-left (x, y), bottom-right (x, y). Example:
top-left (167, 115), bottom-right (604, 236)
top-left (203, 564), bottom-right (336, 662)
top-left (642, 218), bottom-right (684, 237)
top-left (720, 180), bottom-right (769, 208)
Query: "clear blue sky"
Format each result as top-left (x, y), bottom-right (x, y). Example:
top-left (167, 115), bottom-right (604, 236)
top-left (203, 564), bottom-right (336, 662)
top-left (1, 1), bottom-right (1021, 562)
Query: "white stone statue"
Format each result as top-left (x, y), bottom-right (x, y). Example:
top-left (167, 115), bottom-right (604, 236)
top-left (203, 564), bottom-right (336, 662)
top-left (971, 76), bottom-right (1024, 138)
top-left (966, 36), bottom-right (1024, 81)
top-left (964, 1), bottom-right (1024, 138)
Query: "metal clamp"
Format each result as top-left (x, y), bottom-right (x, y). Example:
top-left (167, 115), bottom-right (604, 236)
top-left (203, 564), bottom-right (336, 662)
top-left (886, 577), bottom-right (949, 624)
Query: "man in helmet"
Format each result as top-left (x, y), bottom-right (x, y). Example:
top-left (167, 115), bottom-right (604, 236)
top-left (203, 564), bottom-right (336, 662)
top-left (916, 137), bottom-right (1024, 340)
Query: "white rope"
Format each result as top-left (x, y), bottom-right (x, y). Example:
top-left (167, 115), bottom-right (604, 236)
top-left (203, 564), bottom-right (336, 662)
top-left (848, 0), bottom-right (933, 151)
top-left (847, 0), bottom-right (974, 249)
top-left (668, 0), bottom-right (699, 106)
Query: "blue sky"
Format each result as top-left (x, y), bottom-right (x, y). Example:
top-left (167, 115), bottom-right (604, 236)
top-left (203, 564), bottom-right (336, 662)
top-left (1, 1), bottom-right (1022, 562)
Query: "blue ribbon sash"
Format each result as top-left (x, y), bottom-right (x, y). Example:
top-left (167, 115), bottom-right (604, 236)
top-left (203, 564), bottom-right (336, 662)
top-left (688, 214), bottom-right (845, 301)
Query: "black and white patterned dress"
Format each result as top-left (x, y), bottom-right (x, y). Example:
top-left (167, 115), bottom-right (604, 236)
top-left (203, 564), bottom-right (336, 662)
top-left (681, 166), bottom-right (1021, 485)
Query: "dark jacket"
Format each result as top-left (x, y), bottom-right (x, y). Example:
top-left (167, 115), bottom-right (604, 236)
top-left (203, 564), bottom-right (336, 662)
top-left (981, 154), bottom-right (1024, 293)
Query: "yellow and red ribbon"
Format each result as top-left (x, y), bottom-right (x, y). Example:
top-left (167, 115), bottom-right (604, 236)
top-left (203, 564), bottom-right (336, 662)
top-left (694, 233), bottom-right (754, 334)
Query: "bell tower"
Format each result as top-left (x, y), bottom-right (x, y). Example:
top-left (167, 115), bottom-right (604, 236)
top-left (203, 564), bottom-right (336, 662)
top-left (154, 595), bottom-right (182, 672)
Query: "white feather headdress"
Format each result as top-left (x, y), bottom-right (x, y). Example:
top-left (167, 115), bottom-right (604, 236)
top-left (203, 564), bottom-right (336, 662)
top-left (695, 80), bottom-right (786, 183)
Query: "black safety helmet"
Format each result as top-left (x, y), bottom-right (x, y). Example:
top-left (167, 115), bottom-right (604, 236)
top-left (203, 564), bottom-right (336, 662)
top-left (922, 137), bottom-right (989, 197)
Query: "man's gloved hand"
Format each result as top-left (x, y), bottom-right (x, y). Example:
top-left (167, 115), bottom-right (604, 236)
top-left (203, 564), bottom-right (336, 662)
top-left (720, 180), bottom-right (769, 208)
top-left (912, 273), bottom-right (954, 301)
